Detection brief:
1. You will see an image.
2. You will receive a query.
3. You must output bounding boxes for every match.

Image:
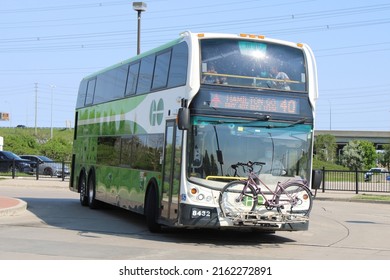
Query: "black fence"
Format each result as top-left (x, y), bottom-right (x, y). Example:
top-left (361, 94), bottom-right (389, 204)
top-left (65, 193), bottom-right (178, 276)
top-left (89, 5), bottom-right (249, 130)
top-left (3, 160), bottom-right (389, 193)
top-left (0, 159), bottom-right (71, 181)
top-left (318, 167), bottom-right (390, 194)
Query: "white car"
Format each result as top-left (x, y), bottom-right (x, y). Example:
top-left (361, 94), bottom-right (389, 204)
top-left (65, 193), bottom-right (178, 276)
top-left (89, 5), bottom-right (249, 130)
top-left (20, 155), bottom-right (70, 177)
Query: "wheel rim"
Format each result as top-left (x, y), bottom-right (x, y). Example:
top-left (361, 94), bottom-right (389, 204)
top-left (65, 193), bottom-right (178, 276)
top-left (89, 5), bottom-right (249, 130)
top-left (80, 177), bottom-right (86, 199)
top-left (88, 178), bottom-right (94, 205)
top-left (277, 185), bottom-right (311, 215)
top-left (220, 182), bottom-right (257, 216)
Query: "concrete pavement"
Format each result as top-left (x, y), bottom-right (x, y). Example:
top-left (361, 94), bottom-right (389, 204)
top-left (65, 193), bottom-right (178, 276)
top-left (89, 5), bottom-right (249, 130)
top-left (0, 177), bottom-right (68, 217)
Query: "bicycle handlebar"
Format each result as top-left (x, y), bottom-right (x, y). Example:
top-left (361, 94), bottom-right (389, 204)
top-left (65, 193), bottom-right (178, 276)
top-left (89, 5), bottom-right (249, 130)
top-left (231, 161), bottom-right (266, 170)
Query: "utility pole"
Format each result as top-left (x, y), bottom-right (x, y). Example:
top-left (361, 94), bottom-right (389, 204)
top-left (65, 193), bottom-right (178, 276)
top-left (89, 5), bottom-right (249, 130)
top-left (34, 83), bottom-right (38, 135)
top-left (50, 85), bottom-right (55, 139)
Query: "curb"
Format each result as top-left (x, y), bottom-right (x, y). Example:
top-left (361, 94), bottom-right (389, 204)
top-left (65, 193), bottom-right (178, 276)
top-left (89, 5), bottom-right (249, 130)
top-left (0, 197), bottom-right (28, 217)
top-left (314, 196), bottom-right (390, 204)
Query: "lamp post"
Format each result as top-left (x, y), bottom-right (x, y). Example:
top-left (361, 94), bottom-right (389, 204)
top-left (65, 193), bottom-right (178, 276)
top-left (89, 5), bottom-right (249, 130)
top-left (328, 99), bottom-right (332, 131)
top-left (132, 2), bottom-right (147, 55)
top-left (50, 84), bottom-right (56, 139)
top-left (34, 83), bottom-right (38, 135)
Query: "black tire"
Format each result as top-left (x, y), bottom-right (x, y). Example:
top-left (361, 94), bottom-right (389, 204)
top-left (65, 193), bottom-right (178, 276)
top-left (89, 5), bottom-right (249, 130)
top-left (219, 181), bottom-right (258, 217)
top-left (145, 186), bottom-right (161, 233)
top-left (79, 172), bottom-right (88, 206)
top-left (44, 167), bottom-right (53, 177)
top-left (275, 182), bottom-right (312, 216)
top-left (87, 172), bottom-right (99, 209)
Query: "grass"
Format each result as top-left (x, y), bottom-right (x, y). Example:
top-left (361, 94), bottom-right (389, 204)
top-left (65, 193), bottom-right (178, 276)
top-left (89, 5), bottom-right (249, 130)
top-left (0, 127), bottom-right (73, 142)
top-left (353, 194), bottom-right (390, 201)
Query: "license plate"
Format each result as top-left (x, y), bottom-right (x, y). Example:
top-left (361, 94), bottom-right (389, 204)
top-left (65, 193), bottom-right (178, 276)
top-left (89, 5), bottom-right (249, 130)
top-left (191, 208), bottom-right (211, 219)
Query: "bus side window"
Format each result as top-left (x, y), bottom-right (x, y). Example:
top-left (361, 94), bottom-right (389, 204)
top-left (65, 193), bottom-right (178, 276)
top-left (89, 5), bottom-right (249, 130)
top-left (137, 54), bottom-right (155, 94)
top-left (85, 78), bottom-right (96, 106)
top-left (152, 50), bottom-right (171, 90)
top-left (126, 62), bottom-right (140, 95)
top-left (95, 65), bottom-right (128, 103)
top-left (168, 42), bottom-right (188, 87)
top-left (76, 80), bottom-right (88, 109)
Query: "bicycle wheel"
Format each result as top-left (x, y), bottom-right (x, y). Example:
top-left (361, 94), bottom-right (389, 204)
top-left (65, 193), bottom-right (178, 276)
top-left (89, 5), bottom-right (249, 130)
top-left (275, 182), bottom-right (312, 216)
top-left (219, 181), bottom-right (258, 217)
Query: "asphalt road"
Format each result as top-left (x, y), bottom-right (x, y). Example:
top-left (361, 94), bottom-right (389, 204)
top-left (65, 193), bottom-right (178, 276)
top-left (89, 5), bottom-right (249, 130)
top-left (0, 178), bottom-right (390, 260)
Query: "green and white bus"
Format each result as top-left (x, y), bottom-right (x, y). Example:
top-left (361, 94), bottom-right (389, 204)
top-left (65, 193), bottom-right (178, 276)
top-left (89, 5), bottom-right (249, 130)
top-left (70, 31), bottom-right (320, 232)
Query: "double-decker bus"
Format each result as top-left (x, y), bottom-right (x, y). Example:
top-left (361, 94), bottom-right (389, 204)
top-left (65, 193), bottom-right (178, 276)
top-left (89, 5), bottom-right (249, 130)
top-left (70, 31), bottom-right (320, 232)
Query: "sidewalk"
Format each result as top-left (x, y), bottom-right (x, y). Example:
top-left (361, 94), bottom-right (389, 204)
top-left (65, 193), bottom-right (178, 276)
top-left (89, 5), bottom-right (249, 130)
top-left (0, 177), bottom-right (68, 217)
top-left (314, 190), bottom-right (390, 204)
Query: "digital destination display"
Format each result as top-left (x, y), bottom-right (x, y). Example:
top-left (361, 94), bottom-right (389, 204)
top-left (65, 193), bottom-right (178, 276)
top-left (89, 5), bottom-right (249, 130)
top-left (209, 92), bottom-right (300, 115)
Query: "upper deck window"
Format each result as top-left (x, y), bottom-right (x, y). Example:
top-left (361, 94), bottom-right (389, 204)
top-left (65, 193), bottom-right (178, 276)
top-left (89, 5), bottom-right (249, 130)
top-left (200, 39), bottom-right (307, 92)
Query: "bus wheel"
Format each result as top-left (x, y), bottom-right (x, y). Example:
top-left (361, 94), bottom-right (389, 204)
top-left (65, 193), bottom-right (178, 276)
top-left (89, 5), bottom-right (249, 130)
top-left (145, 186), bottom-right (161, 233)
top-left (79, 172), bottom-right (88, 206)
top-left (87, 172), bottom-right (99, 209)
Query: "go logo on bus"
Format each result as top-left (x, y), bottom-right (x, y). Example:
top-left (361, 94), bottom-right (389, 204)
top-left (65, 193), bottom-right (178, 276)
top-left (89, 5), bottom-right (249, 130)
top-left (149, 98), bottom-right (164, 126)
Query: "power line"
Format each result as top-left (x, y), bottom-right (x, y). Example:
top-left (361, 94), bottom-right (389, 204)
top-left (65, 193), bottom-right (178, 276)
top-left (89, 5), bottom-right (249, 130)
top-left (0, 1), bottom-right (130, 14)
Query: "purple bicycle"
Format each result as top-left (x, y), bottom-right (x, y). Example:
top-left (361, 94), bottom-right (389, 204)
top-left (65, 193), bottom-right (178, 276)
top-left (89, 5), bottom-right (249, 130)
top-left (219, 161), bottom-right (313, 219)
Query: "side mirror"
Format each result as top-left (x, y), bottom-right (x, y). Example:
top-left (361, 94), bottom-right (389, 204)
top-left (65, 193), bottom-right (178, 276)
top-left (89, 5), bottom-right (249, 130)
top-left (311, 169), bottom-right (323, 189)
top-left (177, 108), bottom-right (190, 130)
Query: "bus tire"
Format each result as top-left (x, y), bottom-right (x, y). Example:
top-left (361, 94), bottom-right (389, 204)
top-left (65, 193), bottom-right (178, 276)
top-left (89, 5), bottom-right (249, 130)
top-left (145, 186), bottom-right (161, 233)
top-left (87, 171), bottom-right (99, 209)
top-left (79, 171), bottom-right (88, 206)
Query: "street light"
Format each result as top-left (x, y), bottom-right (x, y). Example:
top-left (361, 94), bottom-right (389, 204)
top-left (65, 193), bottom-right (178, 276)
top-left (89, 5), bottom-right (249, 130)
top-left (328, 99), bottom-right (332, 131)
top-left (50, 85), bottom-right (56, 139)
top-left (132, 2), bottom-right (147, 55)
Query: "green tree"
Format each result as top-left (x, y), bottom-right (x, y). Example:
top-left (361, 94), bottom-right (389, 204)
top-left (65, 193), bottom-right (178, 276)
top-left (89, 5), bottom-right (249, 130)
top-left (314, 134), bottom-right (337, 162)
top-left (3, 134), bottom-right (39, 155)
top-left (40, 137), bottom-right (72, 161)
top-left (341, 140), bottom-right (363, 170)
top-left (378, 144), bottom-right (390, 170)
top-left (340, 140), bottom-right (377, 170)
top-left (358, 140), bottom-right (378, 170)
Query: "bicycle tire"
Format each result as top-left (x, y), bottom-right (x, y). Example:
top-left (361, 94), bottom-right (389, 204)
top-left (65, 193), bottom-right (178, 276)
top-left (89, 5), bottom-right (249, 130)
top-left (219, 181), bottom-right (258, 217)
top-left (275, 182), bottom-right (312, 216)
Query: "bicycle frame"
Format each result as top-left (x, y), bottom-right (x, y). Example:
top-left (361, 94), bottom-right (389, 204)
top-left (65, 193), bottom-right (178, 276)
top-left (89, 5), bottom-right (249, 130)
top-left (219, 161), bottom-right (313, 228)
top-left (237, 164), bottom-right (307, 210)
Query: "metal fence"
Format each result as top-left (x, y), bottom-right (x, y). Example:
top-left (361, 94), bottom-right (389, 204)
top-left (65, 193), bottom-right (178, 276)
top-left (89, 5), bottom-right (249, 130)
top-left (319, 168), bottom-right (390, 194)
top-left (3, 161), bottom-right (389, 193)
top-left (0, 159), bottom-right (71, 181)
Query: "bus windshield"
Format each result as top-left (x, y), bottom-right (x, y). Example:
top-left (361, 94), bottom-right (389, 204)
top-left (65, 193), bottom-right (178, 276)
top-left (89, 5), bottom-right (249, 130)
top-left (200, 38), bottom-right (307, 92)
top-left (187, 116), bottom-right (313, 188)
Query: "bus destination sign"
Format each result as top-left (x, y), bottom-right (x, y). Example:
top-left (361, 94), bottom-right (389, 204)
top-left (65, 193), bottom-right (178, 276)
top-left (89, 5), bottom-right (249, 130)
top-left (209, 92), bottom-right (299, 115)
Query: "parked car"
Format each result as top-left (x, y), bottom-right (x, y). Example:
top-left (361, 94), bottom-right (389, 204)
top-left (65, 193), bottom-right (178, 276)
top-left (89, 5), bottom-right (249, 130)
top-left (20, 155), bottom-right (70, 177)
top-left (0, 151), bottom-right (35, 174)
top-left (364, 167), bottom-right (388, 182)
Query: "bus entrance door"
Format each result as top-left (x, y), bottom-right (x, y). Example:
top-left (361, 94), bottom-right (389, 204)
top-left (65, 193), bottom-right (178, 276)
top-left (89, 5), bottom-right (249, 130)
top-left (161, 120), bottom-right (182, 225)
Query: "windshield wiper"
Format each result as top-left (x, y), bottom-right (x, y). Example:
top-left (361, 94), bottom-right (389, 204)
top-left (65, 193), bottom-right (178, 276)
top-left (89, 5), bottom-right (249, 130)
top-left (253, 113), bottom-right (271, 121)
top-left (265, 118), bottom-right (307, 129)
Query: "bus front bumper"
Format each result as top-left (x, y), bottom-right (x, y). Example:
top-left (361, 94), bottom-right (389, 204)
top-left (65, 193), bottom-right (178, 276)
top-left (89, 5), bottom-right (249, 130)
top-left (178, 203), bottom-right (309, 231)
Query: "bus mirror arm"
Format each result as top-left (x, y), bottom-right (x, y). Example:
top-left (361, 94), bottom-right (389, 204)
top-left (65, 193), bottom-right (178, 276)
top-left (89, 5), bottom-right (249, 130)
top-left (177, 107), bottom-right (191, 130)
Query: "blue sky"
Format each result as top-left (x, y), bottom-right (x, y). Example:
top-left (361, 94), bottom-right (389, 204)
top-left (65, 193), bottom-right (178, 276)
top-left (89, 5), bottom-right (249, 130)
top-left (0, 0), bottom-right (389, 131)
